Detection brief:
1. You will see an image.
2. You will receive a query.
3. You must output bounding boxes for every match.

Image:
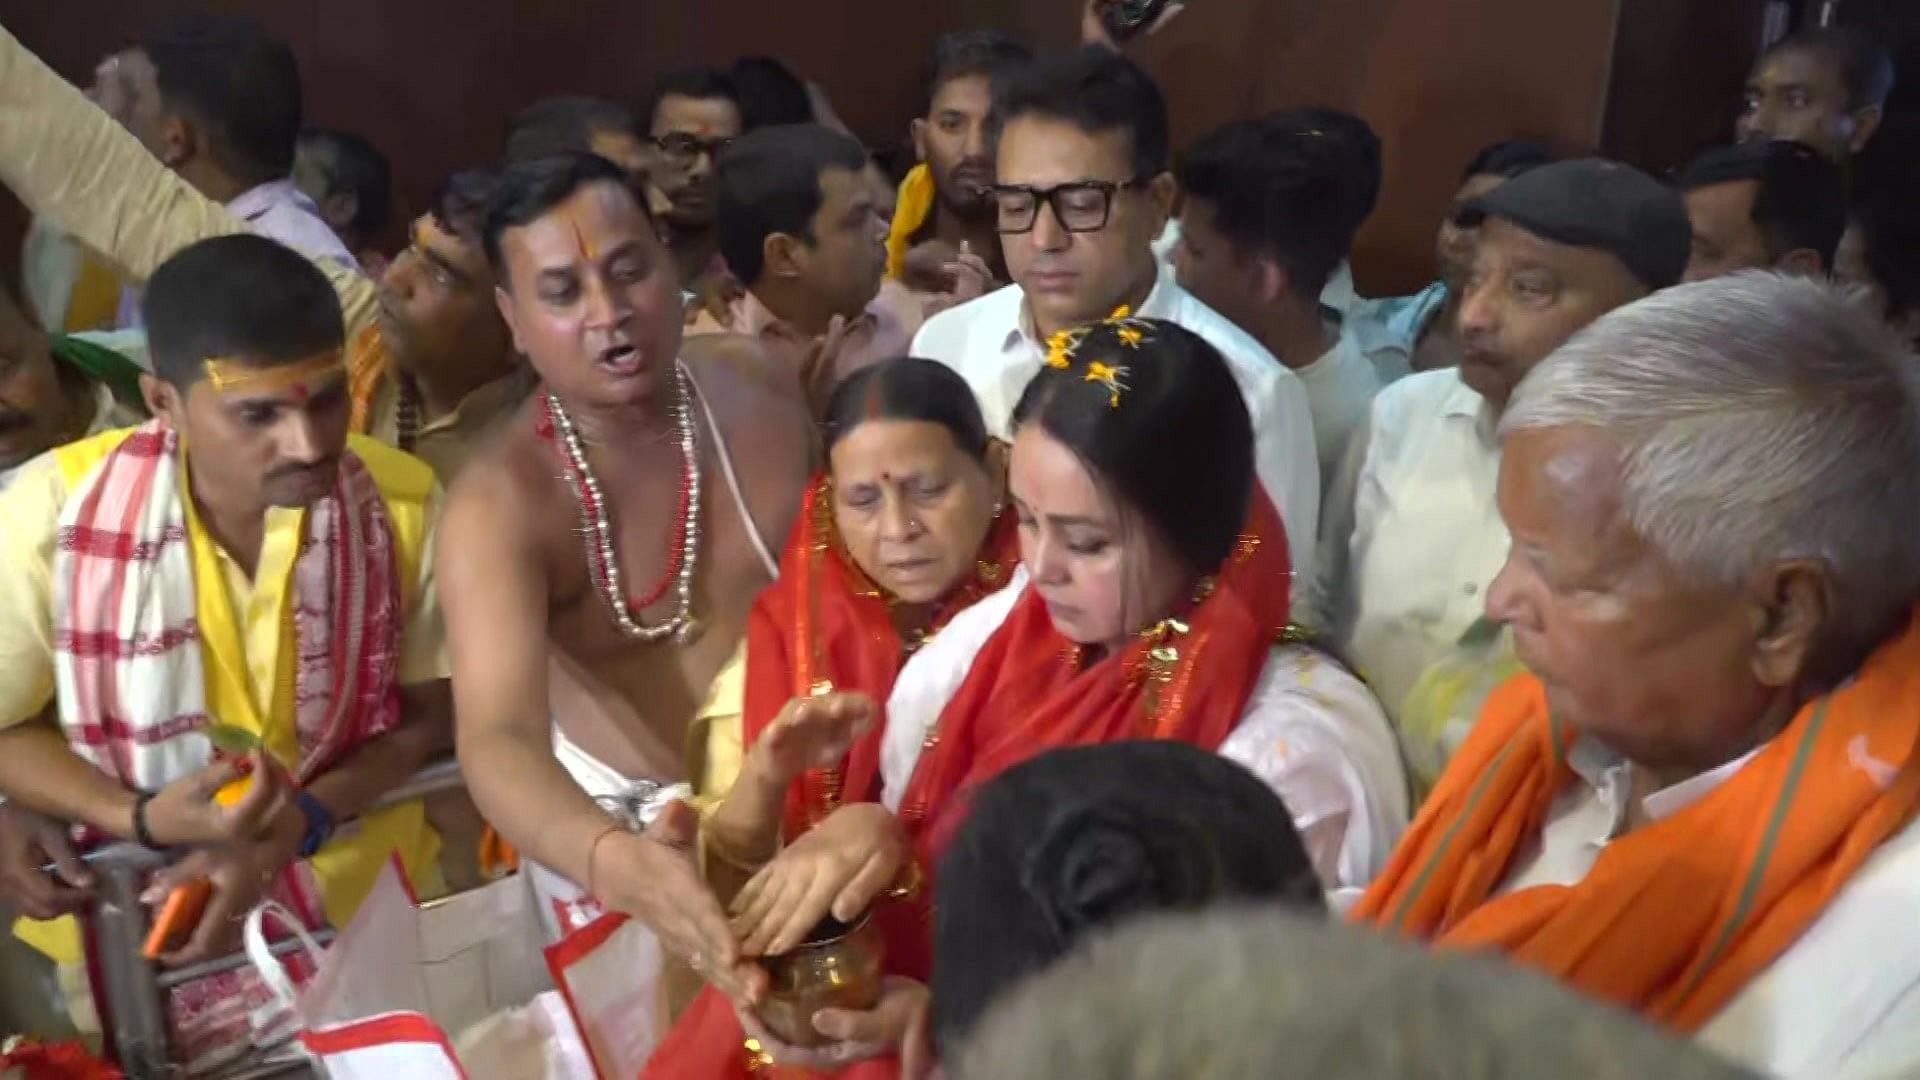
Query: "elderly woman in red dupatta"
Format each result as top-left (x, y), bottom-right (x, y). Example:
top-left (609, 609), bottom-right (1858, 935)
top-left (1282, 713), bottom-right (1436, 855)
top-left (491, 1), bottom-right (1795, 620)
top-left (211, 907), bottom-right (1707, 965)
top-left (733, 357), bottom-right (1018, 843)
top-left (647, 317), bottom-right (1407, 1078)
top-left (1353, 275), bottom-right (1920, 1079)
top-left (643, 356), bottom-right (1016, 1076)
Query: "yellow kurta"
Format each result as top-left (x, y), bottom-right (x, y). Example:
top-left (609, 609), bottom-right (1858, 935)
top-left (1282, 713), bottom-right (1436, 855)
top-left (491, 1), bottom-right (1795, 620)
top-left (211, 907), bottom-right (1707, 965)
top-left (3, 430), bottom-right (449, 959)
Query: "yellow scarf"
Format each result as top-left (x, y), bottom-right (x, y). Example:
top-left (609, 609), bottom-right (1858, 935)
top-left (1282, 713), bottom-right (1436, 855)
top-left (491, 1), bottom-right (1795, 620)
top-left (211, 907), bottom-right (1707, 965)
top-left (885, 164), bottom-right (937, 281)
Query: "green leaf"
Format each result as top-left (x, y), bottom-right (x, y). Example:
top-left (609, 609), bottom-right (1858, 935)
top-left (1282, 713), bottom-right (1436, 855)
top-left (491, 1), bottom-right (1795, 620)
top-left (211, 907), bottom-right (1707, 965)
top-left (202, 723), bottom-right (260, 754)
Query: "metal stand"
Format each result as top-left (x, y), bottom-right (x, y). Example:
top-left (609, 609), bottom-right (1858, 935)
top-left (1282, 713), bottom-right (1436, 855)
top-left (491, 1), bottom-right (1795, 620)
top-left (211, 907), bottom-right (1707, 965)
top-left (57, 758), bottom-right (466, 1078)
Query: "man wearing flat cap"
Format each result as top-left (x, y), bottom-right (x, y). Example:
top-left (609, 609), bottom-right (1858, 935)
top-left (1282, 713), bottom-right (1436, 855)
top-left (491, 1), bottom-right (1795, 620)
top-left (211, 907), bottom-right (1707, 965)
top-left (1301, 159), bottom-right (1692, 787)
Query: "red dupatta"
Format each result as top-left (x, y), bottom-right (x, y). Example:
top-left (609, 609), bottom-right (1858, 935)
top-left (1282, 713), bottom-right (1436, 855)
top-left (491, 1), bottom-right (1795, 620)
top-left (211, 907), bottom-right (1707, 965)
top-left (743, 474), bottom-right (1021, 833)
top-left (644, 491), bottom-right (1290, 1080)
top-left (897, 489), bottom-right (1292, 850)
top-left (646, 474), bottom-right (1016, 1079)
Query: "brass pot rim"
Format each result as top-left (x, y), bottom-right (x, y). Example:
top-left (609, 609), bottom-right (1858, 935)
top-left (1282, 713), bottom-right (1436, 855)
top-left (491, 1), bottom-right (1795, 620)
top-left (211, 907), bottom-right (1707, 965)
top-left (789, 908), bottom-right (875, 951)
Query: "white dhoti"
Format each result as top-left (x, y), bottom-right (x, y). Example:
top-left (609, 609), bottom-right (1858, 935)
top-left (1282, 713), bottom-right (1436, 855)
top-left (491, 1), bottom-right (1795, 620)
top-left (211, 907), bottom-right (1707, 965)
top-left (525, 723), bottom-right (693, 1066)
top-left (527, 722), bottom-right (693, 942)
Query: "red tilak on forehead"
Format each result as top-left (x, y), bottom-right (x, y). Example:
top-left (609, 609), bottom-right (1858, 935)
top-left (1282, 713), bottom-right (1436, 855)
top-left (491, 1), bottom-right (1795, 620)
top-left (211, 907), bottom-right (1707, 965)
top-left (568, 208), bottom-right (598, 262)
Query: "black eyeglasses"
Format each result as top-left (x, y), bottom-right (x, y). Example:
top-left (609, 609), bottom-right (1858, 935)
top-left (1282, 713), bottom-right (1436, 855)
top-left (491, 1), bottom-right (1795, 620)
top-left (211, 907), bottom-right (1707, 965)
top-left (650, 132), bottom-right (735, 169)
top-left (990, 178), bottom-right (1151, 235)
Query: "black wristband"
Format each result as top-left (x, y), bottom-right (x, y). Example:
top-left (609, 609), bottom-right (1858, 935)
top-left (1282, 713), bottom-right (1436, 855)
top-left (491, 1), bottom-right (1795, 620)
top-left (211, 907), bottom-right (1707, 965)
top-left (131, 791), bottom-right (159, 848)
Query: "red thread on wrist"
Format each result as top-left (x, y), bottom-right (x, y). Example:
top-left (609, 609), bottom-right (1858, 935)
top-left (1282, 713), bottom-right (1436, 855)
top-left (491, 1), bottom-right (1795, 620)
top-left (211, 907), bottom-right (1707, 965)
top-left (585, 824), bottom-right (625, 900)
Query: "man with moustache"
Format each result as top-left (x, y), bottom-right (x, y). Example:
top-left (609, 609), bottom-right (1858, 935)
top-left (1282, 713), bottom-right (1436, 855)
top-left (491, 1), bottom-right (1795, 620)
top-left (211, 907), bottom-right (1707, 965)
top-left (0, 237), bottom-right (452, 1058)
top-left (1302, 159), bottom-right (1690, 781)
top-left (889, 30), bottom-right (1033, 293)
top-left (0, 25), bottom-right (531, 483)
top-left (642, 68), bottom-right (746, 299)
top-left (439, 154), bottom-right (816, 1037)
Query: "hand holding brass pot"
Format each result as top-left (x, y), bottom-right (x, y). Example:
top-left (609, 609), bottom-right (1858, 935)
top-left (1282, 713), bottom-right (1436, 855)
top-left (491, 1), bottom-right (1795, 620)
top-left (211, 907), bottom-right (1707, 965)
top-left (753, 910), bottom-right (886, 1048)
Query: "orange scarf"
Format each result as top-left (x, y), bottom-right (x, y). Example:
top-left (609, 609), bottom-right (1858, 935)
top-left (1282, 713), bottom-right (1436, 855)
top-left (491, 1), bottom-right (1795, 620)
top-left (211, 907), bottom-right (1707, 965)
top-left (884, 165), bottom-right (936, 282)
top-left (345, 321), bottom-right (390, 434)
top-left (1354, 606), bottom-right (1920, 1030)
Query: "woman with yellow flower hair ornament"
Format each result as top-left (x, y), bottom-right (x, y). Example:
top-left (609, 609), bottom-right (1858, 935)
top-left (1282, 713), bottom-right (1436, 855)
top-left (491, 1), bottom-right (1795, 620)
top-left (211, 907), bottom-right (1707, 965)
top-left (649, 316), bottom-right (1406, 1078)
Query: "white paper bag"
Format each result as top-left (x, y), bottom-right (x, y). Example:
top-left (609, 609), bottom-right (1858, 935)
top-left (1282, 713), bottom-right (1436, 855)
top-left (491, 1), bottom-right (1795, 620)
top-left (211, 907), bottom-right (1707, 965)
top-left (545, 911), bottom-right (665, 1079)
top-left (246, 856), bottom-right (590, 1079)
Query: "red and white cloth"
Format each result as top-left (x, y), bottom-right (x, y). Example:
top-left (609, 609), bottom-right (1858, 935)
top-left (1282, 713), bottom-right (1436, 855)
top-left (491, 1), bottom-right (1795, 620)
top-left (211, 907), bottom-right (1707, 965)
top-left (47, 419), bottom-right (406, 1069)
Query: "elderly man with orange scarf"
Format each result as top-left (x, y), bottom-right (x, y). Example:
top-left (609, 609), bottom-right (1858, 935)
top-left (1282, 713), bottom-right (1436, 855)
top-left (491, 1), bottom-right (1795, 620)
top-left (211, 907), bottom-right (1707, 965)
top-left (1355, 272), bottom-right (1920, 1079)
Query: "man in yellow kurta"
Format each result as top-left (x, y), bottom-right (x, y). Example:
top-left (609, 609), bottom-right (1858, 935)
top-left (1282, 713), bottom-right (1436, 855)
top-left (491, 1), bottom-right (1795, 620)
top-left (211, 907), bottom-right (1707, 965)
top-left (0, 235), bottom-right (449, 1057)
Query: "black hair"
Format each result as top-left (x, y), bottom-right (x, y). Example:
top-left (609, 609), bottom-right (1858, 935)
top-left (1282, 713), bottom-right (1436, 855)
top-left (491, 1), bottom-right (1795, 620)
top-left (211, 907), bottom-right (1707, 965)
top-left (1462, 138), bottom-right (1554, 182)
top-left (1848, 186), bottom-right (1920, 324)
top-left (996, 47), bottom-right (1168, 180)
top-left (429, 167), bottom-right (501, 247)
top-left (1763, 27), bottom-right (1897, 111)
top-left (714, 124), bottom-right (870, 284)
top-left (1264, 107), bottom-right (1382, 244)
top-left (1177, 117), bottom-right (1355, 296)
top-left (728, 56), bottom-right (816, 131)
top-left (143, 14), bottom-right (302, 186)
top-left (481, 152), bottom-right (644, 275)
top-left (296, 128), bottom-right (392, 234)
top-left (1010, 317), bottom-right (1252, 574)
top-left (927, 29), bottom-right (1034, 105)
top-left (1679, 140), bottom-right (1848, 269)
top-left (143, 234), bottom-right (344, 388)
top-left (504, 95), bottom-right (637, 163)
top-left (643, 66), bottom-right (741, 130)
top-left (822, 356), bottom-right (990, 463)
top-left (930, 741), bottom-right (1324, 1054)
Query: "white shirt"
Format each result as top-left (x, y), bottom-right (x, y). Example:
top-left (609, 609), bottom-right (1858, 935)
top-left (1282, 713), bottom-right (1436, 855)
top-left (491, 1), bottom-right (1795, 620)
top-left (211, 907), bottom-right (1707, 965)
top-left (880, 565), bottom-right (1410, 892)
top-left (1498, 737), bottom-right (1920, 1079)
top-left (1298, 368), bottom-right (1508, 731)
top-left (911, 279), bottom-right (1321, 574)
top-left (116, 178), bottom-right (358, 328)
top-left (1294, 331), bottom-right (1381, 493)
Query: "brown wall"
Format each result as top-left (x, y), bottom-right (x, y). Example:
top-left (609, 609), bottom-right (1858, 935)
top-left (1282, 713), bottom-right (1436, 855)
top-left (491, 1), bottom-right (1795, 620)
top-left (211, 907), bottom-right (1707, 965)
top-left (0, 0), bottom-right (953, 247)
top-left (0, 0), bottom-right (1762, 296)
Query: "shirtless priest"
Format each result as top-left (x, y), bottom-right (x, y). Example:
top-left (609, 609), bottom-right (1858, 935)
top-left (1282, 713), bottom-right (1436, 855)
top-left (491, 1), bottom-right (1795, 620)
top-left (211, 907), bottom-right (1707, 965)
top-left (439, 153), bottom-right (815, 1006)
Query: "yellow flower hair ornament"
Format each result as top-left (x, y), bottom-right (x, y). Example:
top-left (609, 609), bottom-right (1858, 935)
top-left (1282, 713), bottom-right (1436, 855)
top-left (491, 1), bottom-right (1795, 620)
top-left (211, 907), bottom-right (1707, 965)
top-left (1084, 360), bottom-right (1131, 407)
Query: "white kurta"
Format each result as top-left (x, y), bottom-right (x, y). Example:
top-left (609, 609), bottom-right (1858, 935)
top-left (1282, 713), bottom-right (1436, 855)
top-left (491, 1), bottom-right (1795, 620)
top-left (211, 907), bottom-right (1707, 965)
top-left (1298, 367), bottom-right (1510, 735)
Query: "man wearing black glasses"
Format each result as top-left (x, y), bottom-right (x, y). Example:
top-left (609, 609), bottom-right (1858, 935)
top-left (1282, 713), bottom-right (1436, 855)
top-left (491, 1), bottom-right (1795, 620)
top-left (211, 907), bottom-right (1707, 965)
top-left (911, 47), bottom-right (1320, 571)
top-left (641, 68), bottom-right (743, 296)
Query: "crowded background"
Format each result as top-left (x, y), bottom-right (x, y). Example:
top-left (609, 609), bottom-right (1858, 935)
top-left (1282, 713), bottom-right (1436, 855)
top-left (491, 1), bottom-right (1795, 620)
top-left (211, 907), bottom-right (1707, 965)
top-left (0, 0), bottom-right (1916, 1077)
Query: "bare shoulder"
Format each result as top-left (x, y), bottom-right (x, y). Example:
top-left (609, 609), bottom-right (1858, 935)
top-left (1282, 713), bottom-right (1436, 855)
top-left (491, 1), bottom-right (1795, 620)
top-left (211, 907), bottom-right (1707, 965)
top-left (681, 332), bottom-right (810, 438)
top-left (441, 405), bottom-right (563, 567)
